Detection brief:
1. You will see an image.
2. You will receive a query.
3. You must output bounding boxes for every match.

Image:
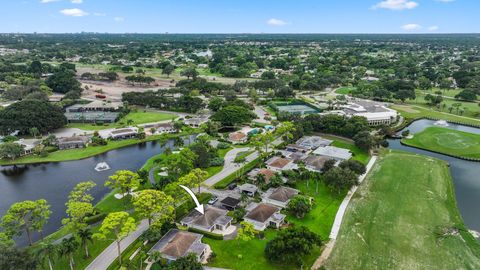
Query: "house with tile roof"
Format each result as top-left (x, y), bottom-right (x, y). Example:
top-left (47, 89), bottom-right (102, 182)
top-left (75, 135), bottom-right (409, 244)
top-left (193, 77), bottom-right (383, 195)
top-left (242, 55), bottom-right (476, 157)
top-left (244, 203), bottom-right (286, 231)
top-left (148, 229), bottom-right (210, 263)
top-left (262, 186), bottom-right (299, 208)
top-left (180, 205), bottom-right (233, 235)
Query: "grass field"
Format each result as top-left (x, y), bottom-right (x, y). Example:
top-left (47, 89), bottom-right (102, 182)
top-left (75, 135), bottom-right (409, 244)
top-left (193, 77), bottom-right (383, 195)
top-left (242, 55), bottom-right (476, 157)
top-left (335, 87), bottom-right (356, 95)
top-left (392, 104), bottom-right (480, 127)
top-left (408, 95), bottom-right (480, 119)
top-left (402, 127), bottom-right (480, 159)
top-left (325, 150), bottom-right (480, 270)
top-left (67, 111), bottom-right (176, 131)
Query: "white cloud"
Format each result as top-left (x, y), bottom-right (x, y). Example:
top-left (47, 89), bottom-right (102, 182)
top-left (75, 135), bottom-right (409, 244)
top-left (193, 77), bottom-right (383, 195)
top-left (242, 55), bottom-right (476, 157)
top-left (71, 0), bottom-right (83, 3)
top-left (60, 8), bottom-right (88, 17)
top-left (435, 0), bottom-right (455, 2)
top-left (267, 18), bottom-right (288, 26)
top-left (372, 0), bottom-right (419, 10)
top-left (114, 17), bottom-right (125, 22)
top-left (40, 0), bottom-right (61, 3)
top-left (402, 23), bottom-right (422, 31)
top-left (94, 12), bottom-right (106, 17)
top-left (428, 25), bottom-right (439, 31)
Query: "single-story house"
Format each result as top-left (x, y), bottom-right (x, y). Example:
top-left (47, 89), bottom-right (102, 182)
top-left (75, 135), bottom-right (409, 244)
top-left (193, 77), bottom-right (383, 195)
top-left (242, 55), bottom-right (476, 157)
top-left (148, 229), bottom-right (210, 263)
top-left (244, 203), bottom-right (286, 231)
top-left (265, 156), bottom-right (296, 172)
top-left (312, 146), bottom-right (352, 161)
top-left (184, 116), bottom-right (209, 128)
top-left (144, 122), bottom-right (176, 134)
top-left (239, 183), bottom-right (259, 197)
top-left (262, 186), bottom-right (299, 208)
top-left (303, 155), bottom-right (333, 172)
top-left (285, 144), bottom-right (309, 154)
top-left (277, 150), bottom-right (308, 162)
top-left (296, 136), bottom-right (333, 150)
top-left (220, 197), bottom-right (241, 211)
top-left (228, 132), bottom-right (248, 144)
top-left (180, 205), bottom-right (233, 235)
top-left (248, 168), bottom-right (276, 184)
top-left (107, 127), bottom-right (139, 140)
top-left (57, 136), bottom-right (90, 150)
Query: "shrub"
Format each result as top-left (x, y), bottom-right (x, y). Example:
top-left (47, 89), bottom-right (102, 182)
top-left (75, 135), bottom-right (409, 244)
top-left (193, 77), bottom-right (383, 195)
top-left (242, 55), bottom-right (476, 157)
top-left (209, 157), bottom-right (225, 167)
top-left (216, 142), bottom-right (230, 149)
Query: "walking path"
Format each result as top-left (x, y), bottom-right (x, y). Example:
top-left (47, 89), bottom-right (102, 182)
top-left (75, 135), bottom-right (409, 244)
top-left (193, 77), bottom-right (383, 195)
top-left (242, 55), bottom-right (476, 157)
top-left (311, 155), bottom-right (378, 270)
top-left (203, 147), bottom-right (255, 186)
top-left (86, 219), bottom-right (149, 270)
top-left (203, 138), bottom-right (283, 187)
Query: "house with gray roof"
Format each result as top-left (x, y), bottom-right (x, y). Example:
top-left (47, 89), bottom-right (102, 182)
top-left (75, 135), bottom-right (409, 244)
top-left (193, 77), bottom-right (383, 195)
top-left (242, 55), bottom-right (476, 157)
top-left (244, 203), bottom-right (286, 231)
top-left (296, 136), bottom-right (333, 150)
top-left (180, 205), bottom-right (233, 235)
top-left (262, 186), bottom-right (299, 208)
top-left (57, 136), bottom-right (90, 150)
top-left (312, 146), bottom-right (352, 161)
top-left (148, 229), bottom-right (210, 263)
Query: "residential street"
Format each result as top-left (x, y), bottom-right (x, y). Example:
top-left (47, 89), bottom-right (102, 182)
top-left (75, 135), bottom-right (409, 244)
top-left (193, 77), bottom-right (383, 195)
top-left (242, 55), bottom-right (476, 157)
top-left (85, 219), bottom-right (149, 270)
top-left (203, 147), bottom-right (255, 186)
top-left (203, 137), bottom-right (283, 187)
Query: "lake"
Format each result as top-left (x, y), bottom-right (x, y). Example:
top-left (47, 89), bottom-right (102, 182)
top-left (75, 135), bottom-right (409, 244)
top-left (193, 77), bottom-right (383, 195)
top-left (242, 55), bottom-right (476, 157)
top-left (0, 135), bottom-right (195, 246)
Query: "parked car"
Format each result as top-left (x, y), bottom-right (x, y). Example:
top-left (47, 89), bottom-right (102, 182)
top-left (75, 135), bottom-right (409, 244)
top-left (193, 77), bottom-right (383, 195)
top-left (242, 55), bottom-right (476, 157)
top-left (208, 196), bottom-right (218, 205)
top-left (227, 183), bottom-right (237, 190)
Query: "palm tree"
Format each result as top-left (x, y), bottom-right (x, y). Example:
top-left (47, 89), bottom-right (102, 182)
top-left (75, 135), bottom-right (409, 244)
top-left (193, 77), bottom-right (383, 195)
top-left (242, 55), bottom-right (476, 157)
top-left (77, 228), bottom-right (93, 258)
top-left (35, 242), bottom-right (59, 270)
top-left (60, 237), bottom-right (79, 270)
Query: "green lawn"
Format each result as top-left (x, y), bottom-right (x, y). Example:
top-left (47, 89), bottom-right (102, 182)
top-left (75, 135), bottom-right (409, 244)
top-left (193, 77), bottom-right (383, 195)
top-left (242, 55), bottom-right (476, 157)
top-left (402, 127), bottom-right (480, 159)
top-left (335, 87), bottom-right (356, 95)
top-left (325, 150), bottom-right (480, 270)
top-left (416, 88), bottom-right (465, 99)
top-left (204, 230), bottom-right (321, 270)
top-left (67, 111), bottom-right (176, 131)
top-left (408, 94), bottom-right (480, 119)
top-left (319, 134), bottom-right (370, 164)
top-left (392, 104), bottom-right (480, 127)
top-left (288, 181), bottom-right (346, 239)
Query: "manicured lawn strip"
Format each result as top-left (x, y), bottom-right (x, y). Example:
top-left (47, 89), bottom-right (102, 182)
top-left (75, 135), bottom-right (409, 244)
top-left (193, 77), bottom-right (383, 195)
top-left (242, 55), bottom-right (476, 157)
top-left (213, 156), bottom-right (262, 189)
top-left (408, 95), bottom-right (480, 119)
top-left (204, 230), bottom-right (321, 270)
top-left (325, 150), bottom-right (480, 270)
top-left (392, 104), bottom-right (480, 127)
top-left (288, 181), bottom-right (346, 239)
top-left (0, 131), bottom-right (197, 166)
top-left (335, 87), bottom-right (356, 95)
top-left (67, 111), bottom-right (176, 131)
top-left (402, 127), bottom-right (480, 159)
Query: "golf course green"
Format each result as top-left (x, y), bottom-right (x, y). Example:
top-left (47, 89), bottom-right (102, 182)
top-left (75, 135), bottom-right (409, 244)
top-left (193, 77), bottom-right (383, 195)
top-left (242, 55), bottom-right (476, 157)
top-left (402, 127), bottom-right (480, 159)
top-left (325, 150), bottom-right (480, 270)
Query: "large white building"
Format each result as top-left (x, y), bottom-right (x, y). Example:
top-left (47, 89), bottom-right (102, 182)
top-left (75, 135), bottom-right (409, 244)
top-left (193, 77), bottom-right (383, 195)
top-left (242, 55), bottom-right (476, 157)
top-left (342, 100), bottom-right (398, 126)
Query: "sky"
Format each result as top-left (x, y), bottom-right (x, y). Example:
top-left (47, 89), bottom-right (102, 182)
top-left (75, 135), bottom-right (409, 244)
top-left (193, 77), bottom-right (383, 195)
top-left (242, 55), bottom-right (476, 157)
top-left (1, 0), bottom-right (478, 33)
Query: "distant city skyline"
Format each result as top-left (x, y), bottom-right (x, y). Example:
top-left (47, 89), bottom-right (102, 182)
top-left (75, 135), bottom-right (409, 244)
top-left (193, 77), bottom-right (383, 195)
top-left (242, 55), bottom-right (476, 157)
top-left (1, 0), bottom-right (478, 33)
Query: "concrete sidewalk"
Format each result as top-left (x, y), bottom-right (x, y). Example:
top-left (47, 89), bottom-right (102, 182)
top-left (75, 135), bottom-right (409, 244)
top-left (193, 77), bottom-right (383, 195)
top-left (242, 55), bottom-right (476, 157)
top-left (86, 219), bottom-right (149, 270)
top-left (311, 156), bottom-right (378, 270)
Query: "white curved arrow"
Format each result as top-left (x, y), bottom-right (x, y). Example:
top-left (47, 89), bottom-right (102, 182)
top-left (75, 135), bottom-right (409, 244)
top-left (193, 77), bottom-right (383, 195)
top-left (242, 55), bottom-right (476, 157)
top-left (179, 185), bottom-right (204, 215)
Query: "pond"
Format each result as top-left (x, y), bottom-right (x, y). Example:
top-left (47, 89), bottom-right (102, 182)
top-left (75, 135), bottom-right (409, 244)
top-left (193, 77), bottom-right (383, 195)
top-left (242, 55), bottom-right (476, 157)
top-left (0, 135), bottom-right (195, 246)
top-left (389, 119), bottom-right (480, 234)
